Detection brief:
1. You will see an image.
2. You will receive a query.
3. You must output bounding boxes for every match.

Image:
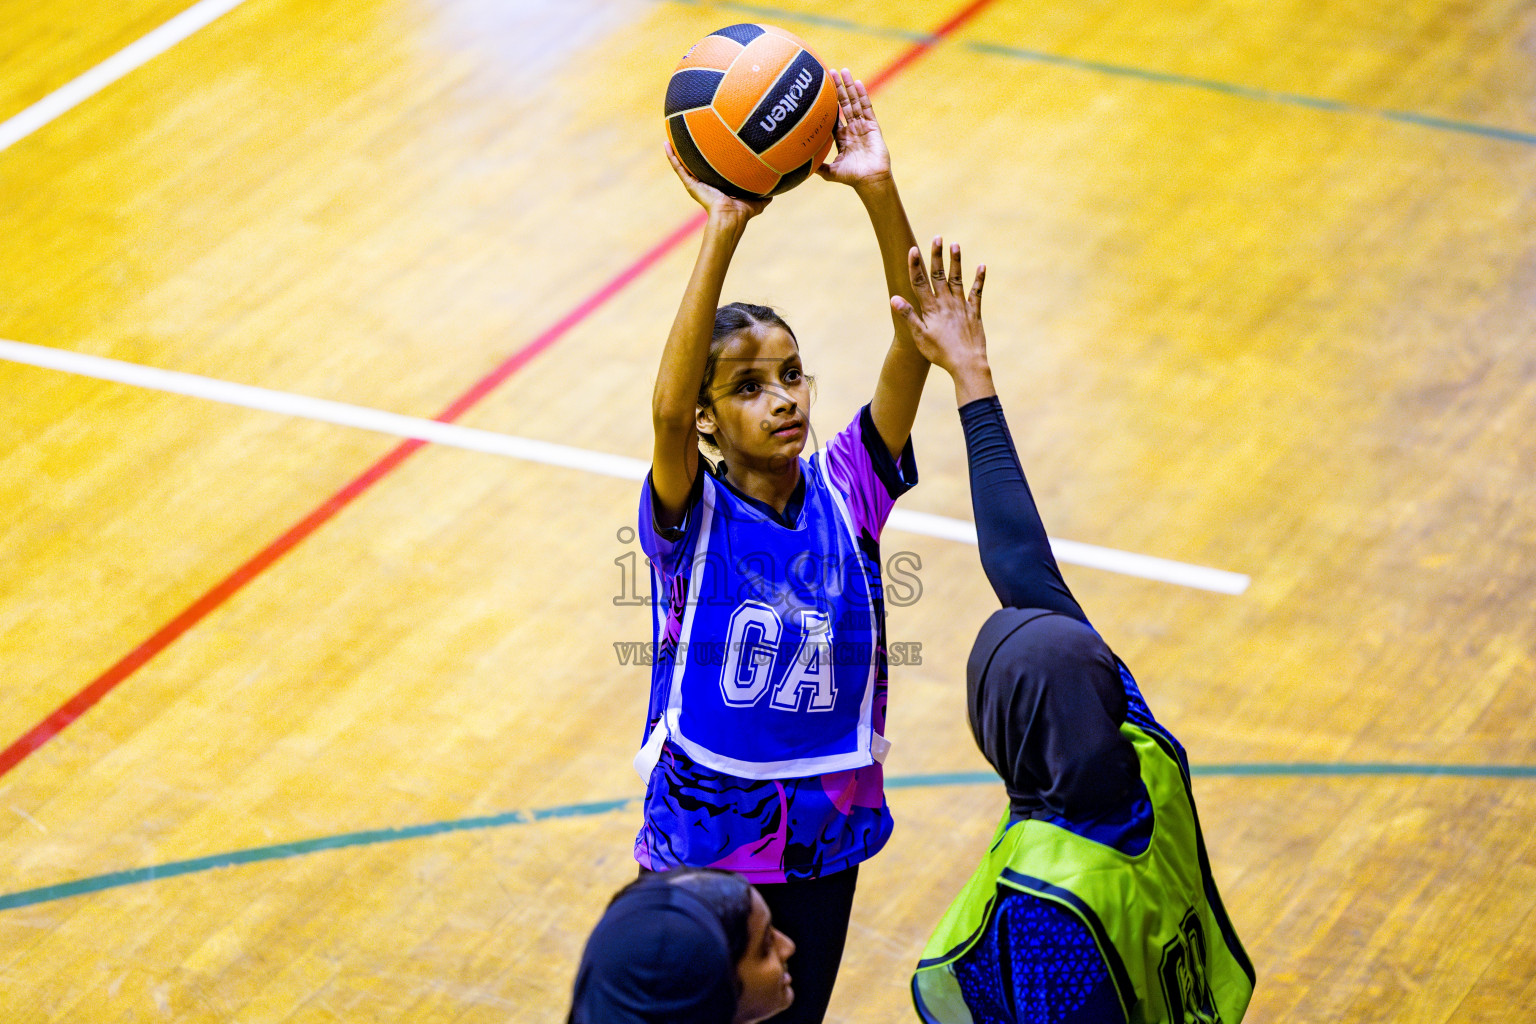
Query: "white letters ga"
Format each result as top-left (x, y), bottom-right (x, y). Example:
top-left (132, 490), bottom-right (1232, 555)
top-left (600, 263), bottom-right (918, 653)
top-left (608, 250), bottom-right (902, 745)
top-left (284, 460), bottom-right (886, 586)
top-left (718, 601), bottom-right (836, 711)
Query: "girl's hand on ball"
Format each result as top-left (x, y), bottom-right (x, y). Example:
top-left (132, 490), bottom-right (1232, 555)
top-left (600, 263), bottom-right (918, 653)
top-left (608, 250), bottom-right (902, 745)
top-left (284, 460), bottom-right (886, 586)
top-left (816, 69), bottom-right (891, 189)
top-left (665, 142), bottom-right (771, 221)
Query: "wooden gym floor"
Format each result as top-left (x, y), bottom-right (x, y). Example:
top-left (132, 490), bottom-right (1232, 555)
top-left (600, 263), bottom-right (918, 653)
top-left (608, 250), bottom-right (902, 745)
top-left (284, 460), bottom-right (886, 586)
top-left (2, 0), bottom-right (1533, 1020)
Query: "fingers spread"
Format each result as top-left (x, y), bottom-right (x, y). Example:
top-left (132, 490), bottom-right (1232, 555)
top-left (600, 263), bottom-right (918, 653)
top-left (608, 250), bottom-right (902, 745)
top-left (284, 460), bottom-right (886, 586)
top-left (853, 76), bottom-right (874, 120)
top-left (907, 245), bottom-right (930, 295)
top-left (890, 295), bottom-right (924, 337)
top-left (842, 69), bottom-right (861, 122)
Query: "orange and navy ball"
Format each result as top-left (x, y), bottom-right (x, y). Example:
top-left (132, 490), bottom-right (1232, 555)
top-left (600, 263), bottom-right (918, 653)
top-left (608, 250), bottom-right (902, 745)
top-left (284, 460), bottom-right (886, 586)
top-left (664, 24), bottom-right (838, 201)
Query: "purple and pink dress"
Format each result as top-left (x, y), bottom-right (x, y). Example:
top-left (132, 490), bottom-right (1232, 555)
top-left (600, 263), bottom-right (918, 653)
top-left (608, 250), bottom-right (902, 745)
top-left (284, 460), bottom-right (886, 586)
top-left (634, 405), bottom-right (917, 883)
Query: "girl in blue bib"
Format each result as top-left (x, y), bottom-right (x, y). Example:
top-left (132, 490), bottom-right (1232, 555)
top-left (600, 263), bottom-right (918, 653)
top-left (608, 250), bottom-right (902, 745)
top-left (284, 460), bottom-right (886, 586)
top-left (637, 69), bottom-right (939, 1023)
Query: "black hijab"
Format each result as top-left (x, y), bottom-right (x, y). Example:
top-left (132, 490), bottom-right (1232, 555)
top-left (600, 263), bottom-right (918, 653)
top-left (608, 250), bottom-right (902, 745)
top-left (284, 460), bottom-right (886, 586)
top-left (568, 876), bottom-right (738, 1024)
top-left (966, 608), bottom-right (1139, 820)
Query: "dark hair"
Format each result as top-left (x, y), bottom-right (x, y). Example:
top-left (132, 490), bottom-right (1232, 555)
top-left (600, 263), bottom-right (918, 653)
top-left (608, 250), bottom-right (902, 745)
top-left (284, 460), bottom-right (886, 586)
top-left (697, 302), bottom-right (799, 458)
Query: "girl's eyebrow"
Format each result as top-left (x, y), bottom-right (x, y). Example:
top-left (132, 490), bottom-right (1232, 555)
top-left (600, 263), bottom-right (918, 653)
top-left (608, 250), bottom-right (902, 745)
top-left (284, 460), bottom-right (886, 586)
top-left (721, 354), bottom-right (796, 380)
top-left (720, 357), bottom-right (768, 379)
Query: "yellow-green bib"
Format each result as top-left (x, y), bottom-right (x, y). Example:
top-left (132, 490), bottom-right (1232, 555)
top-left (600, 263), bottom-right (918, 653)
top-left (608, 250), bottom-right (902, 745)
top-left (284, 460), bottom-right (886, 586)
top-left (912, 723), bottom-right (1254, 1023)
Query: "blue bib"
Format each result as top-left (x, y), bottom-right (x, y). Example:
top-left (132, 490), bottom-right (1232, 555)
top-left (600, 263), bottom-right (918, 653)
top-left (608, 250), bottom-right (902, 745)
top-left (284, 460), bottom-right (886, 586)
top-left (638, 456), bottom-right (884, 779)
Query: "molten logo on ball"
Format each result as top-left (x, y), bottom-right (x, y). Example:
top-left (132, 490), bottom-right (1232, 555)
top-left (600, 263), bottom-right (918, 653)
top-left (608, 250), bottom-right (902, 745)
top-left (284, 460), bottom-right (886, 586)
top-left (758, 67), bottom-right (816, 135)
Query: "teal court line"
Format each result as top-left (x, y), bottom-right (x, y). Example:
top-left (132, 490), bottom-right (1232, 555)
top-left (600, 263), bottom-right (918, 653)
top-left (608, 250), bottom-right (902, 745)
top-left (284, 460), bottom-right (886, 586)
top-left (674, 0), bottom-right (1536, 148)
top-left (3, 764), bottom-right (1532, 913)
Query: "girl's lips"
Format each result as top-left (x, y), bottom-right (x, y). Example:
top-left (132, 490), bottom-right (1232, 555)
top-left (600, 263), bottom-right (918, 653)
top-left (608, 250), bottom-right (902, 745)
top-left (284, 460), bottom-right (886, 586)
top-left (773, 422), bottom-right (804, 436)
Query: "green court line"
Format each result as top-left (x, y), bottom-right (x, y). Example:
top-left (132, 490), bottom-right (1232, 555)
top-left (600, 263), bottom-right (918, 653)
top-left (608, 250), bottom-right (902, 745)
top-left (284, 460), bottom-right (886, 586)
top-left (964, 41), bottom-right (1536, 147)
top-left (887, 763), bottom-right (1536, 788)
top-left (3, 764), bottom-right (1532, 913)
top-left (674, 1), bottom-right (1536, 148)
top-left (0, 809), bottom-right (528, 912)
top-left (680, 0), bottom-right (930, 42)
top-left (1195, 763), bottom-right (1536, 778)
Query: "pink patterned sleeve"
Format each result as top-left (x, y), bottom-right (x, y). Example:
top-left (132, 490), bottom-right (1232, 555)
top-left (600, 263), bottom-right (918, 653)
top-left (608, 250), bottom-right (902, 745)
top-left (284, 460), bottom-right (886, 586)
top-left (818, 405), bottom-right (918, 541)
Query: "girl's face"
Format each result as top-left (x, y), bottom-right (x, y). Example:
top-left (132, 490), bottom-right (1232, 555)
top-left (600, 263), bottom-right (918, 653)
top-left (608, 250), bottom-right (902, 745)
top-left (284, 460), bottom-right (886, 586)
top-left (733, 888), bottom-right (795, 1024)
top-left (698, 324), bottom-right (812, 472)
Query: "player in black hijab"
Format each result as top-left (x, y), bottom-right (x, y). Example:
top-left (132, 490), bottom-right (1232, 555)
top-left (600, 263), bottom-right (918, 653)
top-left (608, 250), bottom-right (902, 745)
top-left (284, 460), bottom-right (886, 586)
top-left (893, 239), bottom-right (1253, 1023)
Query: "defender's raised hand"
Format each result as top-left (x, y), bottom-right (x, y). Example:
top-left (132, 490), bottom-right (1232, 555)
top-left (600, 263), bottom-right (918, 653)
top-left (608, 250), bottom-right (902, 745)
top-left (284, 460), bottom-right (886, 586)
top-left (890, 238), bottom-right (993, 402)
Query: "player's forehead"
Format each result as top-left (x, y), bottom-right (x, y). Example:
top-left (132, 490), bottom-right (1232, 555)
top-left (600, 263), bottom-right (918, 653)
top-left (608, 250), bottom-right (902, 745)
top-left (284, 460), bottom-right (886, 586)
top-left (718, 325), bottom-right (800, 376)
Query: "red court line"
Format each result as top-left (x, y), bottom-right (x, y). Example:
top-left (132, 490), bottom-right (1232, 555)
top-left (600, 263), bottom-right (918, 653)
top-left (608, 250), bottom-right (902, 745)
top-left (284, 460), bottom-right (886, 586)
top-left (0, 0), bottom-right (997, 781)
top-left (865, 0), bottom-right (996, 92)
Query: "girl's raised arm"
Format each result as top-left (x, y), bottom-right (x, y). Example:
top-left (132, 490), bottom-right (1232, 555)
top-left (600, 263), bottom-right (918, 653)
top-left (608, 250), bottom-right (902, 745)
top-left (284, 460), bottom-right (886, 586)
top-left (651, 145), bottom-right (769, 528)
top-left (817, 70), bottom-right (930, 457)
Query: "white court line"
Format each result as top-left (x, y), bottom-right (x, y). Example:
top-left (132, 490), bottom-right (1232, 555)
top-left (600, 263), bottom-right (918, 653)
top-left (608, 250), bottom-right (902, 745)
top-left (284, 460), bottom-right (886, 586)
top-left (0, 339), bottom-right (650, 482)
top-left (885, 510), bottom-right (1248, 595)
top-left (0, 0), bottom-right (254, 154)
top-left (0, 339), bottom-right (1250, 594)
